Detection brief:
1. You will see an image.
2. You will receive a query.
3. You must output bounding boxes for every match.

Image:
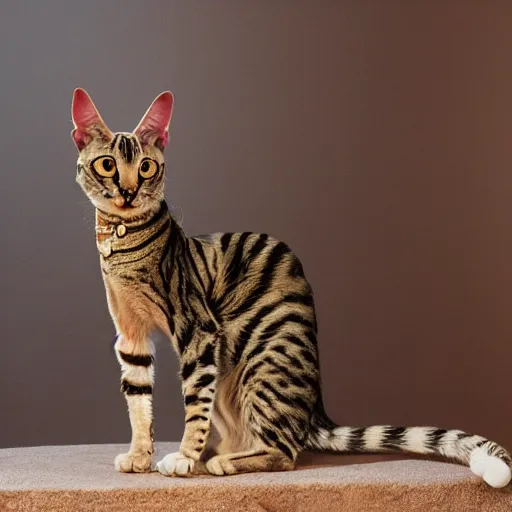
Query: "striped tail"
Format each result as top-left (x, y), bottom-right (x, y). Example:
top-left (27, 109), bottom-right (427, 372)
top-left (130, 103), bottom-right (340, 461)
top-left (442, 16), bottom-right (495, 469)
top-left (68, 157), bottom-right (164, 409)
top-left (306, 406), bottom-right (512, 488)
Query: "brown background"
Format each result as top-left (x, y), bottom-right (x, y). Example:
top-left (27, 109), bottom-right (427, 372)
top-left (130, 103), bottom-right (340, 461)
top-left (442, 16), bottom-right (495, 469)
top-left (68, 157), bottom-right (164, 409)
top-left (1, 1), bottom-right (511, 450)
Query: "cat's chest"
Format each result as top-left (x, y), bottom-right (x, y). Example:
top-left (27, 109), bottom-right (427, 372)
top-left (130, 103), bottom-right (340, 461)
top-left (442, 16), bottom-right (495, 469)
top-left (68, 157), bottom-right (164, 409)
top-left (103, 274), bottom-right (173, 340)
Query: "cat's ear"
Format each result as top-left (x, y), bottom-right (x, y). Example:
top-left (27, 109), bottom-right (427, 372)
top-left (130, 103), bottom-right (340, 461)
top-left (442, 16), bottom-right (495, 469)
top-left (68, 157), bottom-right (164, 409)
top-left (71, 88), bottom-right (112, 151)
top-left (133, 91), bottom-right (174, 150)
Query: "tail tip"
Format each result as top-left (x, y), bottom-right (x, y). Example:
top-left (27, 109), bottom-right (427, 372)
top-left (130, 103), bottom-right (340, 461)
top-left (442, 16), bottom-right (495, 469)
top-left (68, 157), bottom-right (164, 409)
top-left (470, 447), bottom-right (511, 488)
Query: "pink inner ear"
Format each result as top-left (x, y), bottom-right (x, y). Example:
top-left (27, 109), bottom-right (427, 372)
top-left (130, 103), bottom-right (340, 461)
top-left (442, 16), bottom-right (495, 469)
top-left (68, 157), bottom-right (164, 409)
top-left (134, 92), bottom-right (174, 148)
top-left (72, 88), bottom-right (101, 129)
top-left (71, 88), bottom-right (111, 150)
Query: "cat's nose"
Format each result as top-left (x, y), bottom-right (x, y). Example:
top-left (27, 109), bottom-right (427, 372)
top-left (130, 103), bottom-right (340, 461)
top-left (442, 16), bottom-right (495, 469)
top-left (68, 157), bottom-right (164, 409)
top-left (118, 187), bottom-right (136, 205)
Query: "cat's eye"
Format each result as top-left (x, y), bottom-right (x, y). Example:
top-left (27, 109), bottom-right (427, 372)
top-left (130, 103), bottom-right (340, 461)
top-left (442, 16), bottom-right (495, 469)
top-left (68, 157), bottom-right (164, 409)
top-left (92, 157), bottom-right (117, 178)
top-left (139, 159), bottom-right (159, 179)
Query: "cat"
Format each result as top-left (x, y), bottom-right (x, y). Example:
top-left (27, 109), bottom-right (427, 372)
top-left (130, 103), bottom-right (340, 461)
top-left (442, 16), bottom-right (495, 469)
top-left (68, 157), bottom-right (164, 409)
top-left (71, 87), bottom-right (511, 488)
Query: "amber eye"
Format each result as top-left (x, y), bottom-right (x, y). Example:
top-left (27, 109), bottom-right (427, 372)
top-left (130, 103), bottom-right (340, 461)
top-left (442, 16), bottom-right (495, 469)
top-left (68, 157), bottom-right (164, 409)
top-left (92, 157), bottom-right (117, 178)
top-left (139, 159), bottom-right (159, 179)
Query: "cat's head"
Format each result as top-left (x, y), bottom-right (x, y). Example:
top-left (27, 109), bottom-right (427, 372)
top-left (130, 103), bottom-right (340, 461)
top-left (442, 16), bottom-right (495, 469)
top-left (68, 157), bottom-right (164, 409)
top-left (71, 88), bottom-right (174, 219)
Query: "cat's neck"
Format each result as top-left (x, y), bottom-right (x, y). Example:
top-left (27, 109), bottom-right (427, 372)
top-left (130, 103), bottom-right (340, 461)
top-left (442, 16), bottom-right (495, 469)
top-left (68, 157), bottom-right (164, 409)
top-left (96, 200), bottom-right (169, 229)
top-left (94, 201), bottom-right (173, 258)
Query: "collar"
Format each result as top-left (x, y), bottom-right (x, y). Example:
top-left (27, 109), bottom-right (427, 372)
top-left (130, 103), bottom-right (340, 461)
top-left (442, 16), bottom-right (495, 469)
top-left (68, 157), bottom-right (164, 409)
top-left (95, 202), bottom-right (169, 258)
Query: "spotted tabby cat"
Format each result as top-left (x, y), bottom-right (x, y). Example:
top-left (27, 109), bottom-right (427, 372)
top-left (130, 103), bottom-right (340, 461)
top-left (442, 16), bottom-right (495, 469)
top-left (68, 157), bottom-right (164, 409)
top-left (71, 88), bottom-right (511, 488)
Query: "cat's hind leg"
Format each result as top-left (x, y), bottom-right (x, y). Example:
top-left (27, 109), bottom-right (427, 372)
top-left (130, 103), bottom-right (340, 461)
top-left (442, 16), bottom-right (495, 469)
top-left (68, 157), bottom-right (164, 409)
top-left (205, 356), bottom-right (311, 475)
top-left (206, 447), bottom-right (294, 476)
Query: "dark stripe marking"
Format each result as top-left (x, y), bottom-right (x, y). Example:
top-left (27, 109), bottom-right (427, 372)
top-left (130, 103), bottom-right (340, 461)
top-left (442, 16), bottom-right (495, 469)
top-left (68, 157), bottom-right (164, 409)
top-left (256, 390), bottom-right (272, 406)
top-left (191, 238), bottom-right (213, 293)
top-left (186, 239), bottom-right (207, 294)
top-left (186, 414), bottom-right (208, 423)
top-left (241, 360), bottom-right (265, 386)
top-left (260, 313), bottom-right (314, 342)
top-left (301, 349), bottom-right (316, 365)
top-left (232, 302), bottom-right (279, 364)
top-left (284, 334), bottom-right (307, 350)
top-left (247, 233), bottom-right (269, 263)
top-left (427, 428), bottom-right (448, 449)
top-left (184, 394), bottom-right (213, 406)
top-left (223, 232), bottom-right (251, 294)
top-left (118, 351), bottom-right (154, 367)
top-left (181, 361), bottom-right (197, 381)
top-left (347, 427), bottom-right (367, 452)
top-left (196, 374), bottom-right (215, 388)
top-left (289, 258), bottom-right (305, 278)
top-left (178, 321), bottom-right (195, 353)
top-left (245, 342), bottom-right (267, 362)
top-left (232, 292), bottom-right (313, 364)
top-left (262, 427), bottom-right (278, 442)
top-left (276, 440), bottom-right (294, 460)
top-left (304, 329), bottom-right (317, 347)
top-left (382, 426), bottom-right (407, 449)
top-left (261, 381), bottom-right (310, 414)
top-left (264, 355), bottom-right (306, 387)
top-left (259, 428), bottom-right (295, 460)
top-left (220, 233), bottom-right (234, 253)
top-left (227, 241), bottom-right (290, 319)
top-left (251, 402), bottom-right (267, 419)
top-left (117, 134), bottom-right (136, 163)
top-left (110, 134), bottom-right (120, 151)
top-left (198, 343), bottom-right (215, 367)
top-left (121, 380), bottom-right (152, 395)
top-left (184, 394), bottom-right (198, 405)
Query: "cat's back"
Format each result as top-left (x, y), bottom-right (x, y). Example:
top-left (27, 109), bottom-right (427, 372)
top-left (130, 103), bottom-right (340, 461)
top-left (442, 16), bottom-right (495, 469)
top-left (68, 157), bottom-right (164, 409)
top-left (188, 231), bottom-right (313, 325)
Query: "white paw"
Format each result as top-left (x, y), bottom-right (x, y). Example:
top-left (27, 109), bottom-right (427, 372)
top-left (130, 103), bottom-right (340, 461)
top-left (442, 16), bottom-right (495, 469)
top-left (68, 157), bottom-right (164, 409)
top-left (115, 451), bottom-right (152, 473)
top-left (156, 451), bottom-right (195, 477)
top-left (470, 447), bottom-right (511, 488)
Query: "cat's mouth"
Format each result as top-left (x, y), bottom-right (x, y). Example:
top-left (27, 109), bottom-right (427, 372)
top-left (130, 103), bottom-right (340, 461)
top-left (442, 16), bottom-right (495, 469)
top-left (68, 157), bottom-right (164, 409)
top-left (93, 194), bottom-right (144, 220)
top-left (102, 191), bottom-right (137, 210)
top-left (114, 198), bottom-right (135, 209)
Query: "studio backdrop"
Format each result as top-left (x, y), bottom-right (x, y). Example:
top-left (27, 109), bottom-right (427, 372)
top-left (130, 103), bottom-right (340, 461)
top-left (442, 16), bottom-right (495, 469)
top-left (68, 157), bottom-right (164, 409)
top-left (1, 1), bottom-right (511, 450)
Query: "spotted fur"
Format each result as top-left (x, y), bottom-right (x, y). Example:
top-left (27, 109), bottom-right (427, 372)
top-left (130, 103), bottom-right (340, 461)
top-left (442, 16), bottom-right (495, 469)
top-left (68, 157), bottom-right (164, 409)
top-left (71, 88), bottom-right (512, 484)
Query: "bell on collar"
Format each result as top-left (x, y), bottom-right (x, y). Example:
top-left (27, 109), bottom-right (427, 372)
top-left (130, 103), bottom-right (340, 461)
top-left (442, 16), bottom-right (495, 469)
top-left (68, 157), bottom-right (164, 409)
top-left (116, 224), bottom-right (127, 238)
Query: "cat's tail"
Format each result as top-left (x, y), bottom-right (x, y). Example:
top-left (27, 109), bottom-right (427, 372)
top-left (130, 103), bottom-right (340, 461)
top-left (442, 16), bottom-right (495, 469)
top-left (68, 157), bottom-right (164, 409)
top-left (305, 400), bottom-right (512, 488)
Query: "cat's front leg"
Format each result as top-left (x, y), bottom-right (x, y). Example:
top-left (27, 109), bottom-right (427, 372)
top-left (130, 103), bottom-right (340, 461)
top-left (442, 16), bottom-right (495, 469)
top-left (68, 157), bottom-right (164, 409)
top-left (114, 335), bottom-right (155, 473)
top-left (157, 331), bottom-right (217, 477)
